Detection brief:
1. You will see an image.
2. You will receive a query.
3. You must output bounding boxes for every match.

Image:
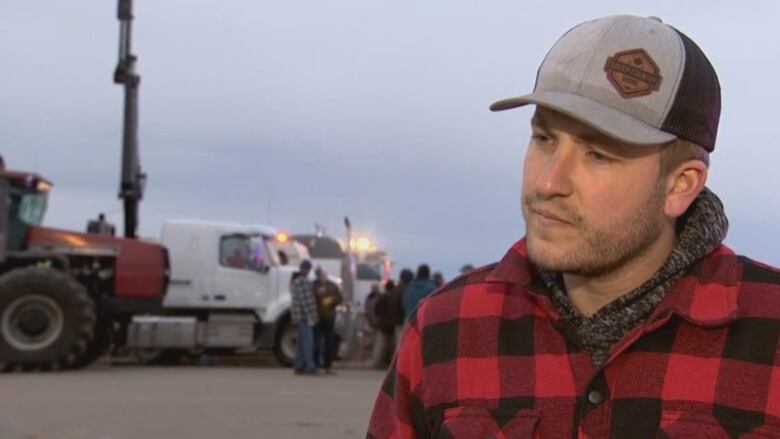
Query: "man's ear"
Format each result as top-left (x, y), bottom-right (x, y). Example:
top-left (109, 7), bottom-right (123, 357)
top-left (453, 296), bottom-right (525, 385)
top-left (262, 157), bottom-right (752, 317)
top-left (664, 160), bottom-right (708, 219)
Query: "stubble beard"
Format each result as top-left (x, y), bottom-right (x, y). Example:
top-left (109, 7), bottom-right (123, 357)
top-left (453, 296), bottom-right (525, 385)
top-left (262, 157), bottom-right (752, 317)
top-left (523, 185), bottom-right (667, 277)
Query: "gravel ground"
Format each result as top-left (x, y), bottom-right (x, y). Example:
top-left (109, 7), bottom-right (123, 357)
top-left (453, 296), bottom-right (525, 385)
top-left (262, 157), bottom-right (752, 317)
top-left (0, 360), bottom-right (386, 439)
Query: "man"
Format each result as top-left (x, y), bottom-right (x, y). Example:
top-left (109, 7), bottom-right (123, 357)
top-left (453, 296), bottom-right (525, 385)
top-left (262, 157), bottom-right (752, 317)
top-left (312, 266), bottom-right (343, 373)
top-left (383, 268), bottom-right (414, 336)
top-left (290, 259), bottom-right (318, 374)
top-left (372, 269), bottom-right (415, 368)
top-left (401, 264), bottom-right (437, 321)
top-left (367, 15), bottom-right (780, 438)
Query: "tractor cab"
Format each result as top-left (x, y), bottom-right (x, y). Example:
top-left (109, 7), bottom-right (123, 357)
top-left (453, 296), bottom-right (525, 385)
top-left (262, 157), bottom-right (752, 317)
top-left (0, 157), bottom-right (52, 255)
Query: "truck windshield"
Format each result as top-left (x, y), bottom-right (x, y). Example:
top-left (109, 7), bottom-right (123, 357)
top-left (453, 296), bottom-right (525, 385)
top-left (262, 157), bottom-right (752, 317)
top-left (219, 234), bottom-right (269, 271)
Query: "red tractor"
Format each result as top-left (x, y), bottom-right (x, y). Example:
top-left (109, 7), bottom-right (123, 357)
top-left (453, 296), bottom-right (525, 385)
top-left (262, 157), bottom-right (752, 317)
top-left (0, 0), bottom-right (168, 371)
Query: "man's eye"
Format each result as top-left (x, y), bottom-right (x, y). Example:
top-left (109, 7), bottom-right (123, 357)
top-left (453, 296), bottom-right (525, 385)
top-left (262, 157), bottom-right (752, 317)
top-left (531, 134), bottom-right (552, 144)
top-left (586, 150), bottom-right (613, 163)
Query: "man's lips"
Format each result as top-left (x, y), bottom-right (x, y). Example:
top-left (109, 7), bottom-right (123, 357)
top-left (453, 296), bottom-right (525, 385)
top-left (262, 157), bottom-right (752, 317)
top-left (531, 207), bottom-right (573, 225)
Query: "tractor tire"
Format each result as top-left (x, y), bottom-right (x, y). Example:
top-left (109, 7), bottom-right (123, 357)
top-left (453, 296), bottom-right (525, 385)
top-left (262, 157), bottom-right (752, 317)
top-left (68, 318), bottom-right (111, 369)
top-left (273, 316), bottom-right (295, 367)
top-left (0, 267), bottom-right (96, 372)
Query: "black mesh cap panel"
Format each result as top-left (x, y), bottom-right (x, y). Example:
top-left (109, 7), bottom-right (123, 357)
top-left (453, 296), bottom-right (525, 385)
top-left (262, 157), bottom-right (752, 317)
top-left (661, 30), bottom-right (721, 152)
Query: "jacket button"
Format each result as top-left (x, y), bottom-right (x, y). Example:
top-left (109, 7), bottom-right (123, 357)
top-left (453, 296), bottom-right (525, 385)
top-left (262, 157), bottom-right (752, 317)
top-left (588, 390), bottom-right (603, 404)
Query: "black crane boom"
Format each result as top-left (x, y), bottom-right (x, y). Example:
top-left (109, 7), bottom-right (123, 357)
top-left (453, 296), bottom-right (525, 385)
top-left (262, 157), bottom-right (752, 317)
top-left (114, 0), bottom-right (145, 239)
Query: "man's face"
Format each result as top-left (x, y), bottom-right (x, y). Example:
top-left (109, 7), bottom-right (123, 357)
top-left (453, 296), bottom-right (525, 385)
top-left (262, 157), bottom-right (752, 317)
top-left (521, 107), bottom-right (669, 276)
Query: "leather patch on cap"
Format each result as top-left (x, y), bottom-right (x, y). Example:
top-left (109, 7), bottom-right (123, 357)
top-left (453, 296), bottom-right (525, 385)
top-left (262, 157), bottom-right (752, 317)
top-left (604, 49), bottom-right (663, 98)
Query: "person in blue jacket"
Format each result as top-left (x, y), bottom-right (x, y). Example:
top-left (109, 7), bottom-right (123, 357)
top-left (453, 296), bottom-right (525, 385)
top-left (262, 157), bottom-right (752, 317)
top-left (402, 264), bottom-right (437, 321)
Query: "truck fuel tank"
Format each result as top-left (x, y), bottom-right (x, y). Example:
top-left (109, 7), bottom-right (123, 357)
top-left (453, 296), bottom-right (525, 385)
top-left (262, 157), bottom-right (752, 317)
top-left (127, 316), bottom-right (197, 348)
top-left (127, 314), bottom-right (256, 349)
top-left (199, 314), bottom-right (255, 348)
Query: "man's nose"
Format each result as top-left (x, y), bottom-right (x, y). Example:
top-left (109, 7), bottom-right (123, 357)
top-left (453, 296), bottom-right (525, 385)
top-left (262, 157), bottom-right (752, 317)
top-left (534, 144), bottom-right (574, 199)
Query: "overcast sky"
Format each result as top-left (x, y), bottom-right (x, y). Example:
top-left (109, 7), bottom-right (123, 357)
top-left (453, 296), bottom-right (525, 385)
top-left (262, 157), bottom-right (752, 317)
top-left (2, 1), bottom-right (779, 279)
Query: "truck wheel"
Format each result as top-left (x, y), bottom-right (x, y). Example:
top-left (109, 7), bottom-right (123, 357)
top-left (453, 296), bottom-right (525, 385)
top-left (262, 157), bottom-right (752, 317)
top-left (0, 267), bottom-right (96, 371)
top-left (273, 317), bottom-right (295, 367)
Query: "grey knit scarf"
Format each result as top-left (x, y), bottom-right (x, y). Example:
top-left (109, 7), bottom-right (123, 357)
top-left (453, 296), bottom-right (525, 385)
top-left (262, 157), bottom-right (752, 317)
top-left (538, 187), bottom-right (729, 367)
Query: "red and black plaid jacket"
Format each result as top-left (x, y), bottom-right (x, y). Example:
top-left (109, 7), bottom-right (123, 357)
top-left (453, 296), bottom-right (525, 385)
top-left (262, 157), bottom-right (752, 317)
top-left (367, 240), bottom-right (780, 438)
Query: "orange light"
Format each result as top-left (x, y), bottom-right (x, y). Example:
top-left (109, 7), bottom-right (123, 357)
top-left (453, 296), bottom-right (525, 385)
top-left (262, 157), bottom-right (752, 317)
top-left (276, 232), bottom-right (289, 243)
top-left (36, 181), bottom-right (52, 193)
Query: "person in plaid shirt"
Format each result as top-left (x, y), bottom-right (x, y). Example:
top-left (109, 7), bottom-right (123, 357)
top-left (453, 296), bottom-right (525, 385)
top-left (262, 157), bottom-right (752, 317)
top-left (291, 259), bottom-right (319, 374)
top-left (367, 14), bottom-right (780, 438)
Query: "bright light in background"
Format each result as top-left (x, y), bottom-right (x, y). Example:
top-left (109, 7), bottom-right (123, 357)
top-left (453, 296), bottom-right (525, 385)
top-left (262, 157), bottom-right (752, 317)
top-left (276, 232), bottom-right (289, 243)
top-left (349, 236), bottom-right (375, 252)
top-left (356, 237), bottom-right (372, 251)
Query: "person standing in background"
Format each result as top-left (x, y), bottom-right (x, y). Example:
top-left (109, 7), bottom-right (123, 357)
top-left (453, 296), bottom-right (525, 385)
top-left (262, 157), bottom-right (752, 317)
top-left (385, 268), bottom-right (413, 336)
top-left (312, 266), bottom-right (342, 374)
top-left (370, 269), bottom-right (415, 368)
top-left (290, 260), bottom-right (318, 375)
top-left (401, 264), bottom-right (437, 321)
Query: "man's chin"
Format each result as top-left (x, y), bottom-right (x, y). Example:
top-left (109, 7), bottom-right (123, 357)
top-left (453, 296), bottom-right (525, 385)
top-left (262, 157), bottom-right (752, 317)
top-left (527, 239), bottom-right (557, 268)
top-left (526, 238), bottom-right (577, 273)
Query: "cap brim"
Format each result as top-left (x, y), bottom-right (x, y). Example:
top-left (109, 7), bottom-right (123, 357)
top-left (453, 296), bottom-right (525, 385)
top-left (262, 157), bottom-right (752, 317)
top-left (490, 91), bottom-right (677, 146)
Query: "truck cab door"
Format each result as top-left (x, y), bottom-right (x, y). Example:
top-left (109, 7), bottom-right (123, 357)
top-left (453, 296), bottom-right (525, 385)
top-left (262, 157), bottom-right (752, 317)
top-left (211, 234), bottom-right (271, 310)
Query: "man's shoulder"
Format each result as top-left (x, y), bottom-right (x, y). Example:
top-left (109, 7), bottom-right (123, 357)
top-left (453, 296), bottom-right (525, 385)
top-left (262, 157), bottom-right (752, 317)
top-left (736, 255), bottom-right (780, 284)
top-left (435, 263), bottom-right (500, 295)
top-left (683, 247), bottom-right (780, 320)
top-left (734, 254), bottom-right (780, 316)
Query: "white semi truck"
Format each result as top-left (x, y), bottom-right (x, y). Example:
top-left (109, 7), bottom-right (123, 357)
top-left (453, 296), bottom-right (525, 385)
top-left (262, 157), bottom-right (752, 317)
top-left (292, 234), bottom-right (389, 306)
top-left (126, 220), bottom-right (315, 366)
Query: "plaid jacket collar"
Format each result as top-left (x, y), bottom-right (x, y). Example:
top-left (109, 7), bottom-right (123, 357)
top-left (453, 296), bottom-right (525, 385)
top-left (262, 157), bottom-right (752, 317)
top-left (486, 238), bottom-right (740, 329)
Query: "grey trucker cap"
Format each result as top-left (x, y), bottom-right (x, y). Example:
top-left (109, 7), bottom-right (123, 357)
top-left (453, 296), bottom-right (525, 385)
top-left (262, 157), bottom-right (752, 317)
top-left (490, 15), bottom-right (721, 152)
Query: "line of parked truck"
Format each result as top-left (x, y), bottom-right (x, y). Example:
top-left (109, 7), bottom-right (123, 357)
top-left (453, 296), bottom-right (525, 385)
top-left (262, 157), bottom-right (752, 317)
top-left (0, 174), bottom-right (389, 371)
top-left (0, 0), bottom-right (390, 372)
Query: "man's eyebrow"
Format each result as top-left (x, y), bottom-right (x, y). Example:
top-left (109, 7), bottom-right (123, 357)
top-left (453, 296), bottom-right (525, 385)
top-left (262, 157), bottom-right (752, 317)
top-left (530, 114), bottom-right (549, 130)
